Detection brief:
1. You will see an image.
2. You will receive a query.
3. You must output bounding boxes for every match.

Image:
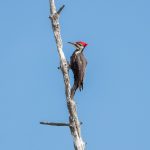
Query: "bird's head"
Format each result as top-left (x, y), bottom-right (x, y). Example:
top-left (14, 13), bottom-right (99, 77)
top-left (68, 41), bottom-right (88, 52)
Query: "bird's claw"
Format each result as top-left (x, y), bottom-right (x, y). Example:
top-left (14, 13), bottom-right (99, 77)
top-left (67, 61), bottom-right (70, 70)
top-left (57, 61), bottom-right (70, 71)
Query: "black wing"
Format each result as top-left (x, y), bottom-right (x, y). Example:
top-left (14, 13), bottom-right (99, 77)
top-left (70, 52), bottom-right (87, 91)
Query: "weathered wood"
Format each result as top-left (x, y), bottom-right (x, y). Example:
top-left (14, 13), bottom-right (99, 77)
top-left (48, 0), bottom-right (85, 149)
top-left (40, 122), bottom-right (70, 126)
top-left (40, 121), bottom-right (83, 127)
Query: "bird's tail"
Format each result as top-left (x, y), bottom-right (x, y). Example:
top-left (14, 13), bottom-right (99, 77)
top-left (71, 80), bottom-right (83, 99)
top-left (71, 82), bottom-right (78, 99)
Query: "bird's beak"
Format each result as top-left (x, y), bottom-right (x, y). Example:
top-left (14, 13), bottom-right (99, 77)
top-left (68, 42), bottom-right (76, 46)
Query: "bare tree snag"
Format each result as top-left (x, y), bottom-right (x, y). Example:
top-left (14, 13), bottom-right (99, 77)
top-left (46, 0), bottom-right (85, 150)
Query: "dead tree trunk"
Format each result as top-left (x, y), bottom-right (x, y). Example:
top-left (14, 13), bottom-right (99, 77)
top-left (40, 0), bottom-right (85, 150)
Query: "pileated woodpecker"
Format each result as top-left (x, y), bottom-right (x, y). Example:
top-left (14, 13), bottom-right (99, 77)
top-left (68, 41), bottom-right (88, 98)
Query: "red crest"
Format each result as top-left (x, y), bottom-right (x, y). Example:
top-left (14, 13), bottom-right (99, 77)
top-left (76, 41), bottom-right (88, 47)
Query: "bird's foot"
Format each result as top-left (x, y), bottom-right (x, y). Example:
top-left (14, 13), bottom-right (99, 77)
top-left (67, 61), bottom-right (71, 71)
top-left (58, 61), bottom-right (70, 71)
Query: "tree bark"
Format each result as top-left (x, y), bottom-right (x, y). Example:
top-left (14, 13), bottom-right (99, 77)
top-left (48, 0), bottom-right (85, 149)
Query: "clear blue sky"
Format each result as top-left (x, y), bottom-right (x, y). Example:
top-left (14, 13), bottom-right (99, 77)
top-left (0, 0), bottom-right (150, 149)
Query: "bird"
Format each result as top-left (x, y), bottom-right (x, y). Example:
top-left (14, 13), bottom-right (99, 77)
top-left (68, 41), bottom-right (88, 98)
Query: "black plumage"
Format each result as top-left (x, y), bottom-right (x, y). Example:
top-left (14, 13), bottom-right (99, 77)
top-left (70, 50), bottom-right (87, 98)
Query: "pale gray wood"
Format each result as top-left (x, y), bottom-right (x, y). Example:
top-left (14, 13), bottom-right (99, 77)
top-left (48, 0), bottom-right (85, 149)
